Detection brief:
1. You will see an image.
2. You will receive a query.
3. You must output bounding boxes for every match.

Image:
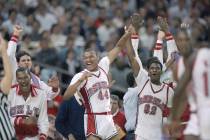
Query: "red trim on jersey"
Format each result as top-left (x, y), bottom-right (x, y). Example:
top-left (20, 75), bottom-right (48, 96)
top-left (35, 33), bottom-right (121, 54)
top-left (10, 35), bottom-right (19, 42)
top-left (166, 32), bottom-right (174, 41)
top-left (12, 84), bottom-right (39, 97)
top-left (80, 87), bottom-right (96, 135)
top-left (163, 85), bottom-right (170, 117)
top-left (150, 82), bottom-right (165, 94)
top-left (98, 66), bottom-right (108, 79)
top-left (85, 111), bottom-right (111, 115)
top-left (154, 43), bottom-right (162, 50)
top-left (137, 79), bottom-right (149, 97)
top-left (131, 34), bottom-right (139, 39)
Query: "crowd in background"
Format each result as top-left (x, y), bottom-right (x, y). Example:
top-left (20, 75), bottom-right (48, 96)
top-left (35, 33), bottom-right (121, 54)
top-left (0, 0), bottom-right (210, 139)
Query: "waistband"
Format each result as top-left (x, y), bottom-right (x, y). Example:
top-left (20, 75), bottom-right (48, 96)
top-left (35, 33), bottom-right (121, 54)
top-left (85, 111), bottom-right (111, 115)
top-left (127, 130), bottom-right (134, 133)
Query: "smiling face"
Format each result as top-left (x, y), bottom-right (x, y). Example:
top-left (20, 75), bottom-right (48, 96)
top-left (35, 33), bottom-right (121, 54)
top-left (16, 70), bottom-right (31, 93)
top-left (148, 63), bottom-right (162, 84)
top-left (83, 50), bottom-right (99, 71)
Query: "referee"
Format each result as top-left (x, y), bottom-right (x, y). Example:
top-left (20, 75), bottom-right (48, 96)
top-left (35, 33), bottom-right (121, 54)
top-left (0, 36), bottom-right (16, 140)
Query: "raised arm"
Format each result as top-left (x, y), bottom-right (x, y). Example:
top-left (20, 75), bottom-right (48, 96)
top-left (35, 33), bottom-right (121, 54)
top-left (153, 30), bottom-right (165, 66)
top-left (0, 36), bottom-right (12, 94)
top-left (107, 25), bottom-right (134, 64)
top-left (7, 25), bottom-right (22, 83)
top-left (126, 13), bottom-right (145, 77)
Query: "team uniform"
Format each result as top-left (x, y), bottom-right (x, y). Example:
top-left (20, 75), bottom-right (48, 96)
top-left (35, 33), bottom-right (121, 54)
top-left (191, 48), bottom-right (210, 140)
top-left (131, 36), bottom-right (174, 140)
top-left (0, 89), bottom-right (16, 140)
top-left (8, 84), bottom-right (49, 140)
top-left (69, 56), bottom-right (117, 139)
top-left (7, 35), bottom-right (59, 100)
top-left (154, 33), bottom-right (192, 139)
top-left (134, 66), bottom-right (174, 140)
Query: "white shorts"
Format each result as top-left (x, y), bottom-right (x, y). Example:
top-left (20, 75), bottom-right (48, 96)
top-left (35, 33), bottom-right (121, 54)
top-left (198, 108), bottom-right (210, 140)
top-left (84, 113), bottom-right (118, 140)
top-left (184, 113), bottom-right (199, 136)
top-left (135, 135), bottom-right (156, 140)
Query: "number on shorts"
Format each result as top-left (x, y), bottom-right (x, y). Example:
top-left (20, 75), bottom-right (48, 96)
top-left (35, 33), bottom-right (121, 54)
top-left (144, 104), bottom-right (157, 115)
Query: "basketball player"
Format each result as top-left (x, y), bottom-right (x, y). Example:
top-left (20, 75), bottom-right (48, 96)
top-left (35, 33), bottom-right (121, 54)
top-left (126, 14), bottom-right (174, 140)
top-left (63, 24), bottom-right (135, 140)
top-left (8, 67), bottom-right (49, 140)
top-left (7, 25), bottom-right (60, 100)
top-left (170, 47), bottom-right (210, 140)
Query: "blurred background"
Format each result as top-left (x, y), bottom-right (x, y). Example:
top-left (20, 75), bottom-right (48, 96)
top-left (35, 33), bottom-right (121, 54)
top-left (0, 0), bottom-right (209, 97)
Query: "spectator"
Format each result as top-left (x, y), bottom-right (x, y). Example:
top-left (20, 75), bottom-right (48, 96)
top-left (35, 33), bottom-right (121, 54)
top-left (55, 94), bottom-right (85, 140)
top-left (111, 94), bottom-right (126, 139)
top-left (123, 72), bottom-right (138, 140)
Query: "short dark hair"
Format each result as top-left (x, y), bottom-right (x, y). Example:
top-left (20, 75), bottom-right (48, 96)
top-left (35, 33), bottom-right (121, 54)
top-left (16, 51), bottom-right (32, 62)
top-left (16, 67), bottom-right (31, 76)
top-left (147, 57), bottom-right (163, 70)
top-left (126, 72), bottom-right (135, 87)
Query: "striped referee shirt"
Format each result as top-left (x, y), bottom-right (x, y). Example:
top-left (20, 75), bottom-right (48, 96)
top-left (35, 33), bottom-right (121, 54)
top-left (0, 89), bottom-right (15, 140)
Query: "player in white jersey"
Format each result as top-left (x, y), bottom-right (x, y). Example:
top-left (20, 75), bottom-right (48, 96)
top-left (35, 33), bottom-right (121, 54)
top-left (172, 48), bottom-right (210, 140)
top-left (126, 14), bottom-right (174, 140)
top-left (8, 67), bottom-right (49, 140)
top-left (63, 24), bottom-right (135, 140)
top-left (7, 25), bottom-right (60, 100)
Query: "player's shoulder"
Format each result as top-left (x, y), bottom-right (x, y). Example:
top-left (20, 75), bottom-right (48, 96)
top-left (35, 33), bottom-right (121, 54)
top-left (163, 82), bottom-right (174, 94)
top-left (32, 84), bottom-right (47, 98)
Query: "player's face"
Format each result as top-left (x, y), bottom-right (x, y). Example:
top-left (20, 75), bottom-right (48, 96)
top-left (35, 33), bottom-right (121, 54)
top-left (148, 63), bottom-right (161, 83)
top-left (83, 51), bottom-right (99, 71)
top-left (16, 71), bottom-right (31, 93)
top-left (176, 32), bottom-right (191, 57)
top-left (18, 55), bottom-right (32, 69)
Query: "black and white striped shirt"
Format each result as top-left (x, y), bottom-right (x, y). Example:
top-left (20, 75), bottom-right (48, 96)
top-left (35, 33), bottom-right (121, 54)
top-left (0, 89), bottom-right (15, 140)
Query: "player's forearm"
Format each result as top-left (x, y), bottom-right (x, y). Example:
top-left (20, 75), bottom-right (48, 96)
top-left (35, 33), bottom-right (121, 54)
top-left (1, 47), bottom-right (12, 94)
top-left (63, 80), bottom-right (82, 100)
top-left (126, 39), bottom-right (140, 76)
top-left (166, 33), bottom-right (178, 62)
top-left (107, 31), bottom-right (131, 64)
top-left (153, 39), bottom-right (163, 65)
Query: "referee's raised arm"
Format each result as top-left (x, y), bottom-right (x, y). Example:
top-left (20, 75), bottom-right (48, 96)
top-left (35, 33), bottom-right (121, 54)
top-left (0, 35), bottom-right (16, 140)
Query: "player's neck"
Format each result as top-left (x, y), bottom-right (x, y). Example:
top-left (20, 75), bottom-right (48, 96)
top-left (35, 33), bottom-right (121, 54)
top-left (150, 80), bottom-right (161, 85)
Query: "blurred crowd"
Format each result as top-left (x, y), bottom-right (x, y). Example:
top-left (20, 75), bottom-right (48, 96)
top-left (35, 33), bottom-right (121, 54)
top-left (0, 0), bottom-right (210, 92)
top-left (0, 0), bottom-right (210, 139)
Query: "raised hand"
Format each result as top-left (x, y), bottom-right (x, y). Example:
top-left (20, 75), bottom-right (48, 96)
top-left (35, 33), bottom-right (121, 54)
top-left (130, 13), bottom-right (144, 32)
top-left (180, 23), bottom-right (190, 29)
top-left (79, 71), bottom-right (92, 83)
top-left (157, 16), bottom-right (169, 33)
top-left (13, 25), bottom-right (23, 37)
top-left (124, 24), bottom-right (135, 35)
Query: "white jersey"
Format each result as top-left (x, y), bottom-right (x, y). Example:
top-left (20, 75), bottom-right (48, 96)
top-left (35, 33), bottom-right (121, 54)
top-left (8, 84), bottom-right (49, 140)
top-left (7, 35), bottom-right (59, 100)
top-left (191, 48), bottom-right (210, 140)
top-left (70, 56), bottom-right (111, 113)
top-left (135, 69), bottom-right (174, 140)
